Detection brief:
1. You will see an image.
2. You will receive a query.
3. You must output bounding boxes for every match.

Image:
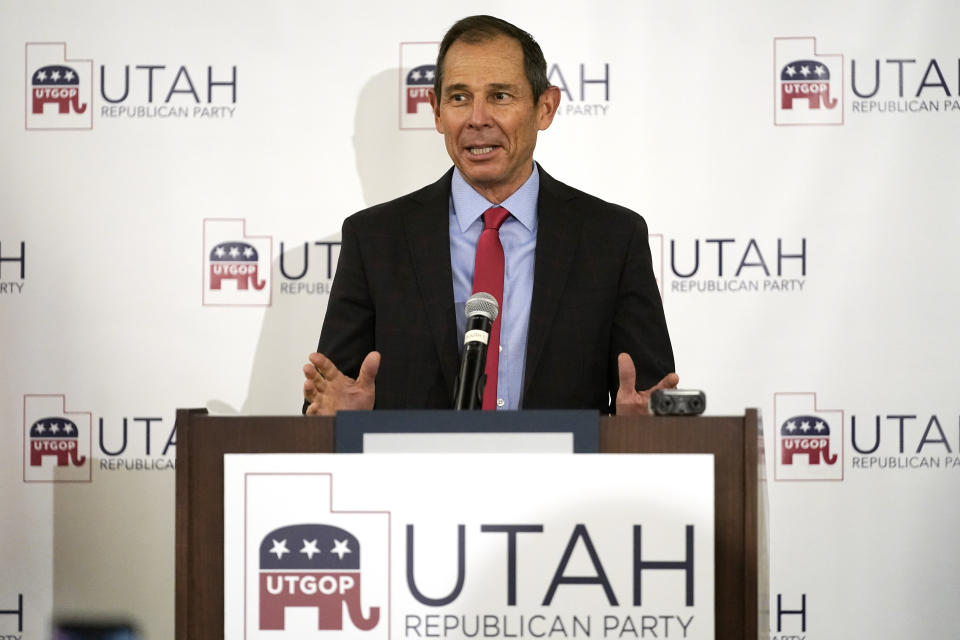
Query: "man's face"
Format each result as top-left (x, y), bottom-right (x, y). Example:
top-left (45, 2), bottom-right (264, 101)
top-left (429, 35), bottom-right (559, 203)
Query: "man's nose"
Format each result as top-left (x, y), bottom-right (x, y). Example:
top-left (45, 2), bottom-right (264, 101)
top-left (467, 99), bottom-right (492, 128)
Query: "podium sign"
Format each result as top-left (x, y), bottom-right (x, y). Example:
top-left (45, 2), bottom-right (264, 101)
top-left (224, 453), bottom-right (715, 639)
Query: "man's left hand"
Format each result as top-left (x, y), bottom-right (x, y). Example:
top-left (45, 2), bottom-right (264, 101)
top-left (615, 352), bottom-right (679, 415)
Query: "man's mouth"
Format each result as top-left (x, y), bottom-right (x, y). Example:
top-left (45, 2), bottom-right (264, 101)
top-left (467, 145), bottom-right (498, 156)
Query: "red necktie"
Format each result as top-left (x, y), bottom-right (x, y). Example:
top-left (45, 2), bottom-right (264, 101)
top-left (472, 206), bottom-right (510, 410)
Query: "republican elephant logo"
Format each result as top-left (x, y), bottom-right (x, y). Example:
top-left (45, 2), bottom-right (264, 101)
top-left (405, 64), bottom-right (435, 114)
top-left (31, 64), bottom-right (87, 115)
top-left (259, 523), bottom-right (380, 632)
top-left (209, 241), bottom-right (266, 290)
top-left (780, 415), bottom-right (838, 465)
top-left (780, 59), bottom-right (838, 110)
top-left (29, 417), bottom-right (87, 467)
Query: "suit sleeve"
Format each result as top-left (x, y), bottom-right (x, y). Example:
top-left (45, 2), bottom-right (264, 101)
top-left (301, 216), bottom-right (375, 413)
top-left (608, 214), bottom-right (675, 409)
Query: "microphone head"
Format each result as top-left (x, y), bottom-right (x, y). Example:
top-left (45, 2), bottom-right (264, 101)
top-left (465, 292), bottom-right (499, 323)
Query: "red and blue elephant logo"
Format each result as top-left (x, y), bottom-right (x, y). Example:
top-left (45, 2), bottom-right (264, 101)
top-left (780, 415), bottom-right (838, 465)
top-left (209, 241), bottom-right (266, 291)
top-left (29, 417), bottom-right (87, 467)
top-left (780, 59), bottom-right (838, 110)
top-left (259, 523), bottom-right (380, 632)
top-left (405, 64), bottom-right (436, 114)
top-left (31, 64), bottom-right (87, 115)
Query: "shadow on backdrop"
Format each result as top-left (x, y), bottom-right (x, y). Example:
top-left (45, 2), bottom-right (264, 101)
top-left (208, 68), bottom-right (450, 416)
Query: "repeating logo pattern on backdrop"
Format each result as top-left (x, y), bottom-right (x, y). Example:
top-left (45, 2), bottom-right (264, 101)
top-left (774, 393), bottom-right (844, 481)
top-left (0, 594), bottom-right (24, 635)
top-left (259, 523), bottom-right (380, 632)
top-left (277, 240), bottom-right (341, 296)
top-left (548, 62), bottom-right (612, 117)
top-left (25, 43), bottom-right (93, 130)
top-left (398, 41), bottom-right (613, 127)
top-left (779, 415), bottom-right (838, 468)
top-left (404, 63), bottom-right (435, 122)
top-left (0, 241), bottom-right (26, 296)
top-left (399, 43), bottom-right (440, 129)
top-left (201, 223), bottom-right (340, 302)
top-left (29, 417), bottom-right (87, 468)
top-left (203, 219), bottom-right (272, 306)
top-left (774, 38), bottom-right (844, 126)
top-left (23, 395), bottom-right (92, 483)
top-left (773, 392), bottom-right (960, 480)
top-left (780, 60), bottom-right (837, 111)
top-left (648, 235), bottom-right (808, 295)
top-left (209, 242), bottom-right (266, 292)
top-left (21, 394), bottom-right (176, 480)
top-left (774, 36), bottom-right (960, 120)
top-left (773, 593), bottom-right (809, 640)
top-left (25, 41), bottom-right (238, 127)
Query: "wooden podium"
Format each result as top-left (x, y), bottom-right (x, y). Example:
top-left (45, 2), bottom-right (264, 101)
top-left (175, 409), bottom-right (760, 639)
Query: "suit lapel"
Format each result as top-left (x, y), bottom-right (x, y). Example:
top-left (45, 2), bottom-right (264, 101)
top-left (524, 167), bottom-right (582, 398)
top-left (405, 169), bottom-right (459, 399)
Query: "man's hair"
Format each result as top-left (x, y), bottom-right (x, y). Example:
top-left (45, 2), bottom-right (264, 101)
top-left (433, 15), bottom-right (550, 102)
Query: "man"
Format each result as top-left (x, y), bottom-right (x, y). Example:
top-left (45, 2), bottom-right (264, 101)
top-left (303, 15), bottom-right (677, 415)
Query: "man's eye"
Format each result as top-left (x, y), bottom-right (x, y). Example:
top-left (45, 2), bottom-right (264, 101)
top-left (450, 94), bottom-right (467, 102)
top-left (494, 92), bottom-right (509, 100)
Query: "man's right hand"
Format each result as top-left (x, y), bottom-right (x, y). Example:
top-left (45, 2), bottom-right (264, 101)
top-left (303, 351), bottom-right (380, 416)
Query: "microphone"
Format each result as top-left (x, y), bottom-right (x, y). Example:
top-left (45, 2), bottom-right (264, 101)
top-left (453, 292), bottom-right (499, 410)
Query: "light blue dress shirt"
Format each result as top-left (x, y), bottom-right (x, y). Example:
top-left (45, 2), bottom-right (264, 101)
top-left (449, 164), bottom-right (539, 410)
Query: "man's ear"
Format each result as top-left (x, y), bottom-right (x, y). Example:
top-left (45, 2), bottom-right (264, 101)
top-left (428, 88), bottom-right (443, 133)
top-left (536, 85), bottom-right (562, 131)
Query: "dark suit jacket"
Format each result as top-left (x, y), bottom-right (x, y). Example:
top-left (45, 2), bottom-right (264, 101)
top-left (310, 165), bottom-right (674, 413)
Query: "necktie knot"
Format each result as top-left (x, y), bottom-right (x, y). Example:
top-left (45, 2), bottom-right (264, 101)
top-left (483, 206), bottom-right (510, 231)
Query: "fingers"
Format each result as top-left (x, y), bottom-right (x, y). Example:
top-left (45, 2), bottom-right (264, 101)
top-left (303, 362), bottom-right (319, 382)
top-left (308, 352), bottom-right (342, 382)
top-left (303, 360), bottom-right (330, 390)
top-left (303, 352), bottom-right (376, 415)
top-left (617, 353), bottom-right (637, 392)
top-left (356, 351), bottom-right (381, 389)
top-left (305, 400), bottom-right (334, 417)
top-left (307, 401), bottom-right (334, 417)
top-left (303, 356), bottom-right (332, 407)
top-left (303, 375), bottom-right (329, 400)
top-left (649, 372), bottom-right (680, 392)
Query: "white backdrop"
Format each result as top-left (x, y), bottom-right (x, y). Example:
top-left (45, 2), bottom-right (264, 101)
top-left (2, 1), bottom-right (959, 638)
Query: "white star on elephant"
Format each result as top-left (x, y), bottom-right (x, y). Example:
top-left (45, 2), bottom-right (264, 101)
top-left (300, 538), bottom-right (320, 559)
top-left (330, 538), bottom-right (352, 560)
top-left (270, 538), bottom-right (290, 559)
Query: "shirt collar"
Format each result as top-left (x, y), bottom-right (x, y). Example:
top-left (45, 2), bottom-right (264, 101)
top-left (451, 163), bottom-right (540, 233)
